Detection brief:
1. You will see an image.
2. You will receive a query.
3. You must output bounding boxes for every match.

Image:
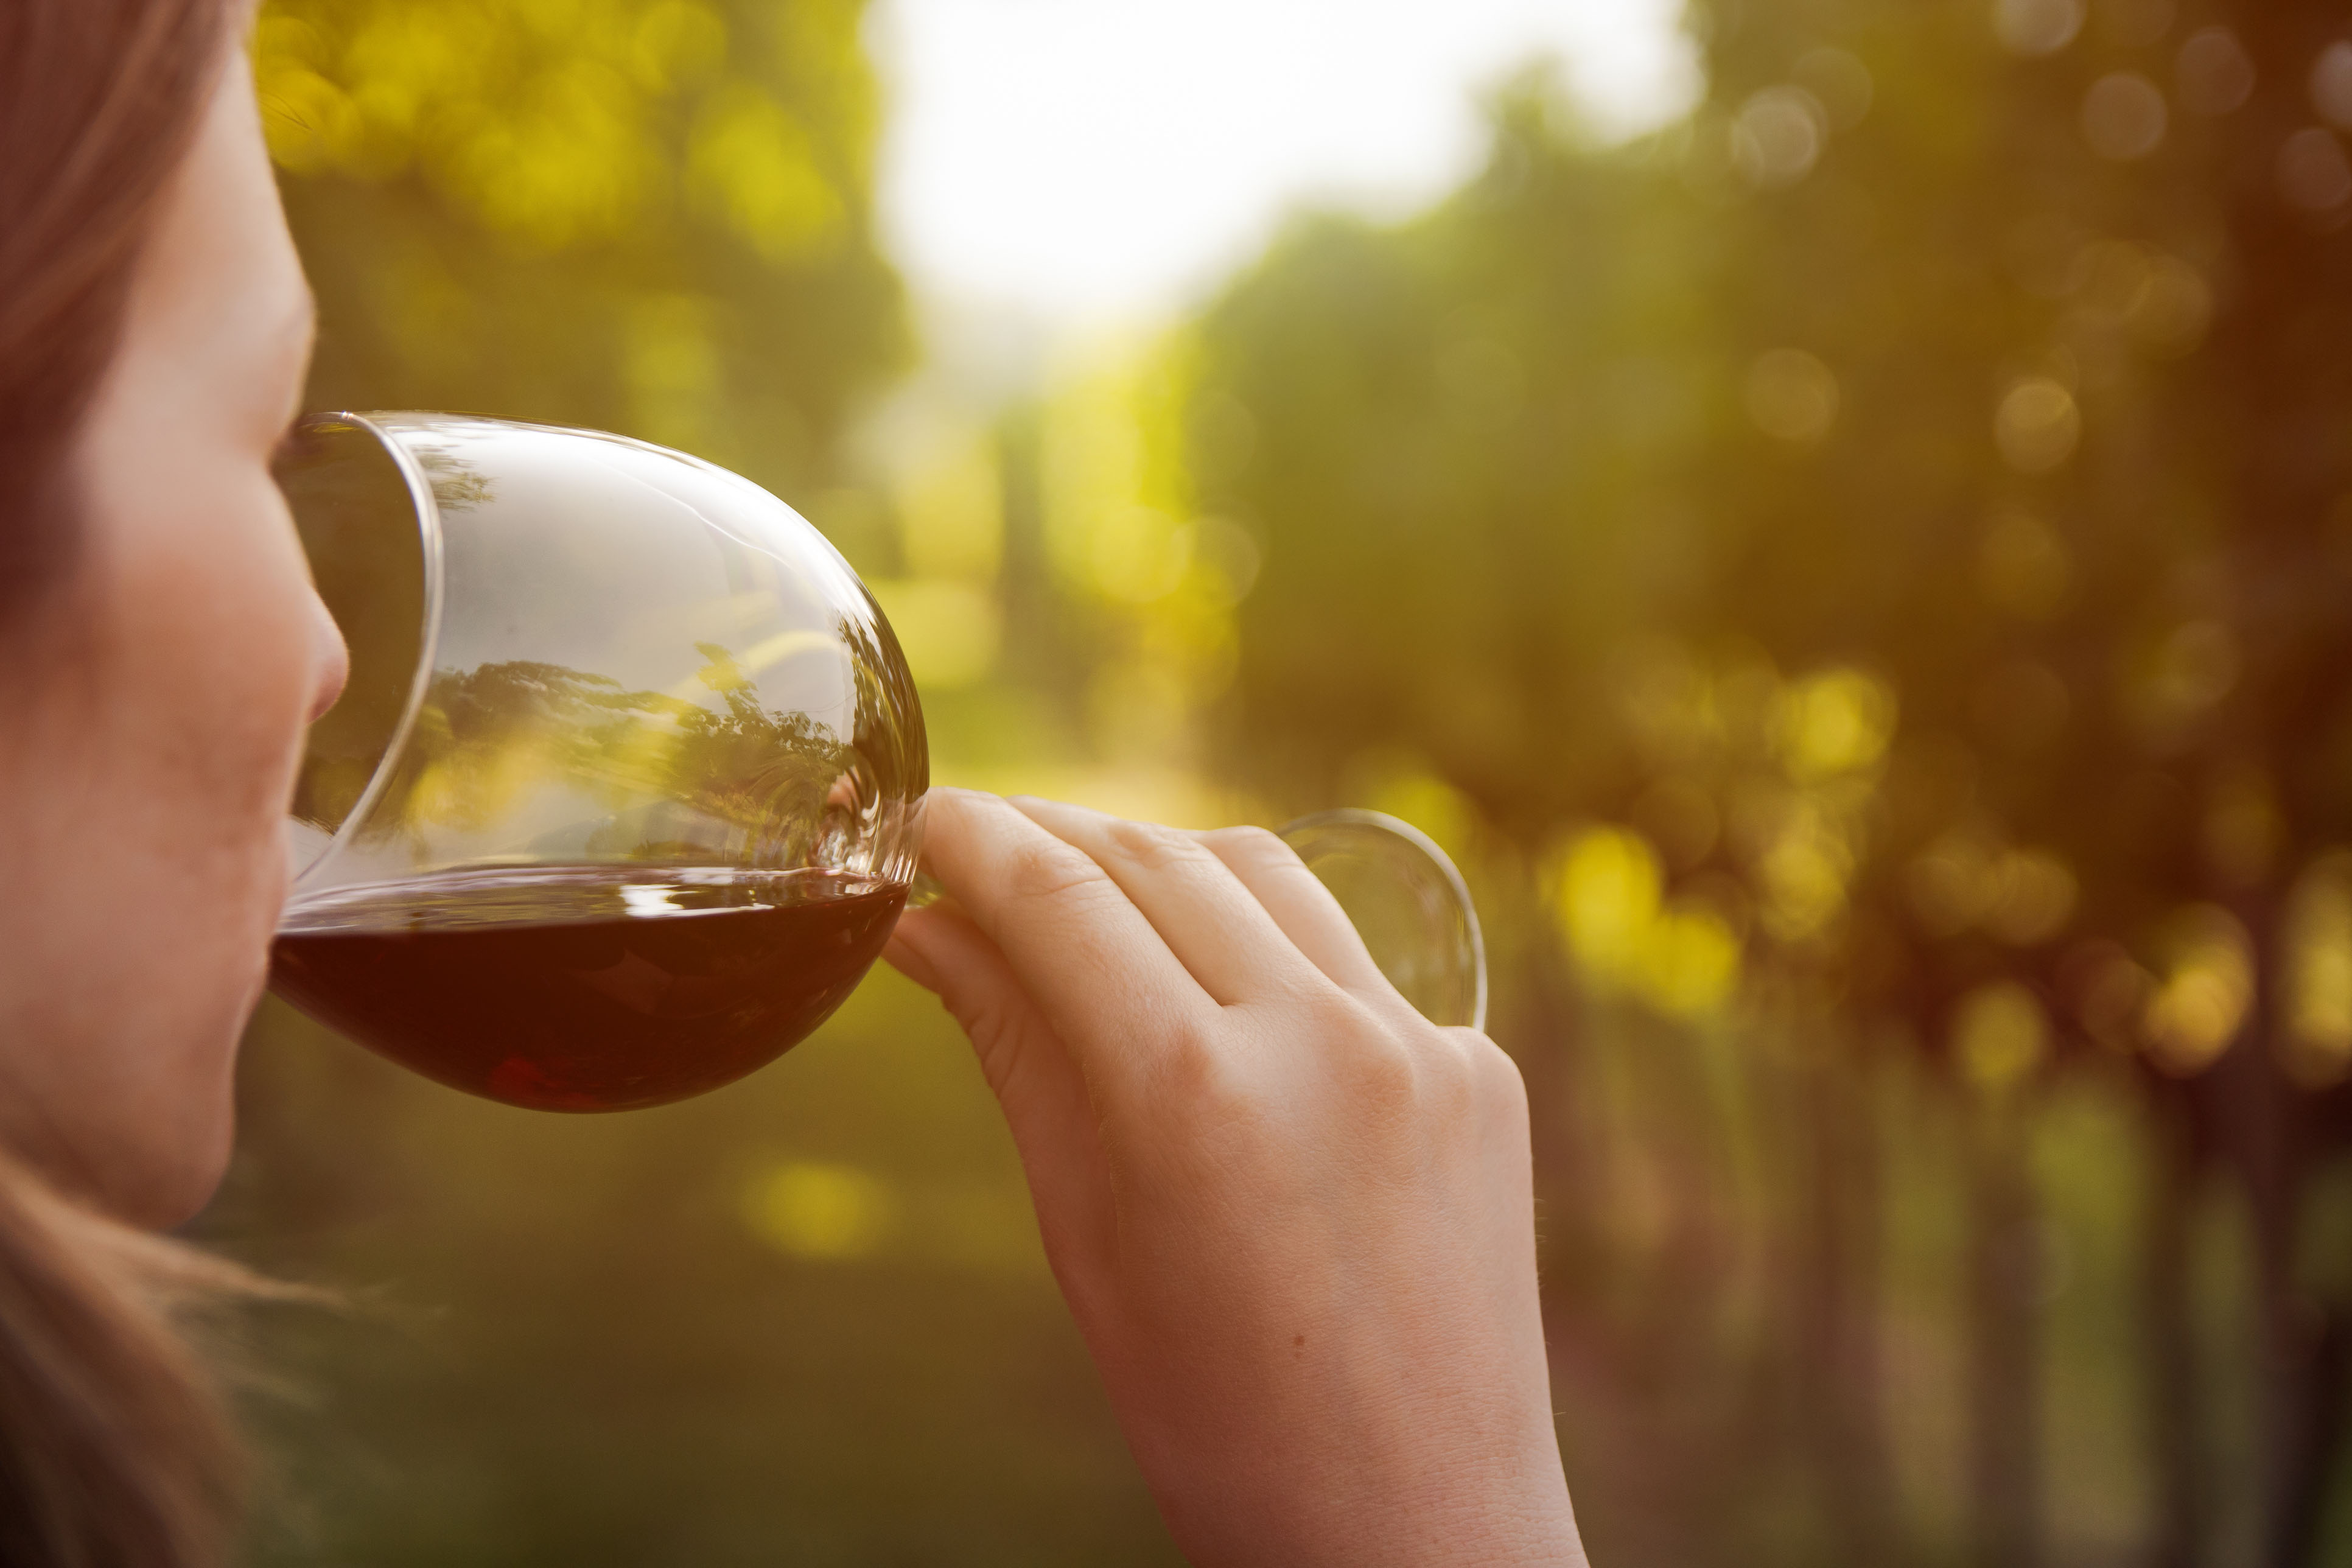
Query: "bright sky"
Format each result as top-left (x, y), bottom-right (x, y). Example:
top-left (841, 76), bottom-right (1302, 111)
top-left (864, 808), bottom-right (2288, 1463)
top-left (866, 0), bottom-right (1703, 326)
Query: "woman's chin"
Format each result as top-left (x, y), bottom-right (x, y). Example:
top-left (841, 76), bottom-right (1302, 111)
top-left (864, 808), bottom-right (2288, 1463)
top-left (18, 1097), bottom-right (239, 1231)
top-left (124, 1132), bottom-right (234, 1230)
top-left (111, 1102), bottom-right (237, 1230)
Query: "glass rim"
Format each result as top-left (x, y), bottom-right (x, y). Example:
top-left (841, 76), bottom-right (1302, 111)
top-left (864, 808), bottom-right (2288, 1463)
top-left (1276, 806), bottom-right (1488, 1031)
top-left (286, 410), bottom-right (449, 894)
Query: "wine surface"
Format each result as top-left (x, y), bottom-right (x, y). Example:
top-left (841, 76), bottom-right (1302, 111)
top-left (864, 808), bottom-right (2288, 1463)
top-left (270, 866), bottom-right (906, 1111)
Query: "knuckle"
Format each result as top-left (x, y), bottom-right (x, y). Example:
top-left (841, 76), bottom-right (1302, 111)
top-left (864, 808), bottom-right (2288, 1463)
top-left (1149, 1020), bottom-right (1261, 1124)
top-left (1203, 824), bottom-right (1298, 868)
top-left (1002, 833), bottom-right (1116, 909)
top-left (934, 785), bottom-right (1008, 839)
top-left (1101, 815), bottom-right (1211, 873)
top-left (1430, 1023), bottom-right (1489, 1065)
top-left (1374, 1021), bottom-right (1505, 1123)
top-left (1356, 1038), bottom-right (1424, 1115)
top-left (1284, 996), bottom-right (1522, 1140)
top-left (1311, 992), bottom-right (1423, 1109)
top-left (1451, 1028), bottom-right (1529, 1114)
top-left (1417, 1032), bottom-right (1484, 1118)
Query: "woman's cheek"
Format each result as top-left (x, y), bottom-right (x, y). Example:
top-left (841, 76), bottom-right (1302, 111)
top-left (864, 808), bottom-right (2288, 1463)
top-left (119, 469), bottom-right (323, 880)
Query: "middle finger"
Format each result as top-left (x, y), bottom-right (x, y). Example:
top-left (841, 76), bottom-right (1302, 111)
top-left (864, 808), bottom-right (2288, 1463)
top-left (1008, 797), bottom-right (1323, 1008)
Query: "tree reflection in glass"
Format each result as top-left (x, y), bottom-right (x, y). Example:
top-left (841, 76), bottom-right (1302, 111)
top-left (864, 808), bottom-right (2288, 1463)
top-left (268, 413), bottom-right (924, 1110)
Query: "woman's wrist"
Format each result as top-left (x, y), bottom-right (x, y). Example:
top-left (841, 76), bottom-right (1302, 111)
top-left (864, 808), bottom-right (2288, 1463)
top-left (1149, 1468), bottom-right (1583, 1568)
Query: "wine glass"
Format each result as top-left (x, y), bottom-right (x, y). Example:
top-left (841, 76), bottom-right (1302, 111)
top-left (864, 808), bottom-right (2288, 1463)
top-left (1275, 810), bottom-right (1486, 1032)
top-left (270, 411), bottom-right (1485, 1113)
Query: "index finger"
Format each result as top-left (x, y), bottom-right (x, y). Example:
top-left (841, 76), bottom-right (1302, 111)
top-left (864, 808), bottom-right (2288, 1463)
top-left (917, 788), bottom-right (1214, 1093)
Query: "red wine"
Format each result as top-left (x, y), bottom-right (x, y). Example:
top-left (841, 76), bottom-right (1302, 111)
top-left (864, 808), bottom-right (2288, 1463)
top-left (270, 866), bottom-right (906, 1111)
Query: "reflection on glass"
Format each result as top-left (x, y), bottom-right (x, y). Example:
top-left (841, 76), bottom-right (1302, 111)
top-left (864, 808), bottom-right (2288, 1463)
top-left (271, 413), bottom-right (926, 1111)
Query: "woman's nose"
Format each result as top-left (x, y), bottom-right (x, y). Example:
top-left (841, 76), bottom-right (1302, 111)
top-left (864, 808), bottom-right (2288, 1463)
top-left (306, 590), bottom-right (349, 724)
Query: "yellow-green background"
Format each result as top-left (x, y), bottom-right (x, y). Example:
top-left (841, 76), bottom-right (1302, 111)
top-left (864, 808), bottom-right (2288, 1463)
top-left (211, 1), bottom-right (2352, 1563)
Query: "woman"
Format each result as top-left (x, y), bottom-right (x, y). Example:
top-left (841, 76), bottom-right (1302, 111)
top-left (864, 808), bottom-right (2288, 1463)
top-left (0, 2), bottom-right (1587, 1563)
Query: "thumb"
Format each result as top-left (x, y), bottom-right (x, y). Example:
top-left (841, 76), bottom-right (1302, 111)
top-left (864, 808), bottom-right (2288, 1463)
top-left (887, 907), bottom-right (1116, 1286)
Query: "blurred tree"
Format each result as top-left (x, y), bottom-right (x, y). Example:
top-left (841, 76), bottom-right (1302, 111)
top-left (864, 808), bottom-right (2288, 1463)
top-left (253, 0), bottom-right (906, 500)
top-left (1189, 4), bottom-right (2352, 1566)
top-left (1698, 5), bottom-right (2352, 1563)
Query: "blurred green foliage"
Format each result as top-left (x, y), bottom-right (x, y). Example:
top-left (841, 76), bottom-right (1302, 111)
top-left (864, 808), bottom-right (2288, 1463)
top-left (1184, 3), bottom-right (2352, 1563)
top-left (253, 0), bottom-right (904, 499)
top-left (214, 0), bottom-right (2352, 1564)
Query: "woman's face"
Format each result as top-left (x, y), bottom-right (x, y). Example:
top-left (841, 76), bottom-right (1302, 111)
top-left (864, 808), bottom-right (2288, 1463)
top-left (0, 51), bottom-right (342, 1225)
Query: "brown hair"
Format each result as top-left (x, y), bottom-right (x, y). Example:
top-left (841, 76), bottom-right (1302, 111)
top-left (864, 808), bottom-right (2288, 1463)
top-left (0, 1164), bottom-right (255, 1567)
top-left (0, 0), bottom-right (257, 1564)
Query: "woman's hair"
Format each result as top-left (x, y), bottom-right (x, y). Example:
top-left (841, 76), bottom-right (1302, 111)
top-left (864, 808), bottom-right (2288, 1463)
top-left (0, 0), bottom-right (228, 605)
top-left (0, 1), bottom-right (258, 1564)
top-left (0, 1164), bottom-right (254, 1567)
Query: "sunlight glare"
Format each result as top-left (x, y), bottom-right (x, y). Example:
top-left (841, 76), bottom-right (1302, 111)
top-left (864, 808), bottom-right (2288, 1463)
top-left (868, 0), bottom-right (1701, 323)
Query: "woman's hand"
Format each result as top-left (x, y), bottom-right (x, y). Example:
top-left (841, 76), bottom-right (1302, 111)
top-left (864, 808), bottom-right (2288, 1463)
top-left (884, 788), bottom-right (1584, 1568)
